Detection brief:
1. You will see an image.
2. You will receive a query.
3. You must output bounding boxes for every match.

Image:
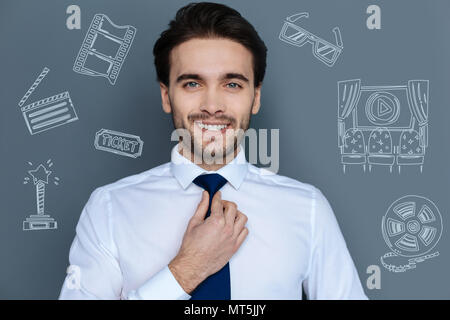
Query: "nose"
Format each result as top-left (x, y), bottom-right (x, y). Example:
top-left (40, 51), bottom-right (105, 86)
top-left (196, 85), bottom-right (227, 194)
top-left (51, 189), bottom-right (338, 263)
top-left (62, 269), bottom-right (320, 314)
top-left (199, 87), bottom-right (226, 115)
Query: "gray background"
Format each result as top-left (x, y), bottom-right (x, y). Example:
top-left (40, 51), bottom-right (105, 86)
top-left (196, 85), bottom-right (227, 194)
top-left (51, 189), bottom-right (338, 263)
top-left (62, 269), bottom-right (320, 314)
top-left (1, 0), bottom-right (449, 299)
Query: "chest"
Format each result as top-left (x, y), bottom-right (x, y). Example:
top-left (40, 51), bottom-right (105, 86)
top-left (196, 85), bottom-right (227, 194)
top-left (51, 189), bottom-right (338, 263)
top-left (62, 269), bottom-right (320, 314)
top-left (113, 188), bottom-right (312, 298)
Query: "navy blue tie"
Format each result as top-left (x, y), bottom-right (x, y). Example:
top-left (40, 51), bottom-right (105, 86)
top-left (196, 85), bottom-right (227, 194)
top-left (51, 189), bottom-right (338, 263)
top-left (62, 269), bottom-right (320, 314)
top-left (189, 173), bottom-right (230, 300)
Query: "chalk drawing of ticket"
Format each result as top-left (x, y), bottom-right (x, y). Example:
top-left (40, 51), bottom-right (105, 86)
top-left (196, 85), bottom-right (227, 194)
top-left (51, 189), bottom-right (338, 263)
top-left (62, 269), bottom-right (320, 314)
top-left (73, 14), bottom-right (137, 85)
top-left (94, 129), bottom-right (143, 158)
top-left (21, 92), bottom-right (79, 135)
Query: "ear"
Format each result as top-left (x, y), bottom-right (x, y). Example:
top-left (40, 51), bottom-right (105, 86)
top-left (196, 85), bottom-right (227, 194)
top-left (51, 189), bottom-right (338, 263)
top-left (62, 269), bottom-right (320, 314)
top-left (160, 82), bottom-right (172, 114)
top-left (251, 83), bottom-right (262, 115)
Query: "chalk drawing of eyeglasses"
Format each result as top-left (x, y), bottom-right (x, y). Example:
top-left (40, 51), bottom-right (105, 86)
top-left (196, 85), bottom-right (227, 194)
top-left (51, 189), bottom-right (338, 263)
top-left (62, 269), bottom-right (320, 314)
top-left (278, 12), bottom-right (343, 67)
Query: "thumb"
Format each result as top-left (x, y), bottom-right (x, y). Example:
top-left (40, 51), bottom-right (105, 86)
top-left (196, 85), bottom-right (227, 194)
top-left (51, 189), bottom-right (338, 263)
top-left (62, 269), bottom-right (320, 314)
top-left (189, 191), bottom-right (210, 226)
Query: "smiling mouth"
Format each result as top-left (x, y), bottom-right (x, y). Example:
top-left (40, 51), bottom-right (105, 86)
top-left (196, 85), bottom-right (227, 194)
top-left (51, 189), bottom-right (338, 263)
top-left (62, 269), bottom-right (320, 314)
top-left (194, 120), bottom-right (232, 133)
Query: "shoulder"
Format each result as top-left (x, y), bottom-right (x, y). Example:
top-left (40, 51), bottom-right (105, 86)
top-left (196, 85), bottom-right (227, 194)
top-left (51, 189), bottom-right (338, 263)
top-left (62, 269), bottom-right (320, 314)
top-left (245, 163), bottom-right (321, 200)
top-left (75, 163), bottom-right (173, 239)
top-left (91, 162), bottom-right (172, 197)
top-left (245, 164), bottom-right (336, 227)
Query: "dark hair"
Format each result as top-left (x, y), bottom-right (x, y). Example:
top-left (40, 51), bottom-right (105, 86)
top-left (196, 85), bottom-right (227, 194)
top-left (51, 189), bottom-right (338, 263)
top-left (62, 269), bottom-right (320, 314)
top-left (153, 2), bottom-right (267, 88)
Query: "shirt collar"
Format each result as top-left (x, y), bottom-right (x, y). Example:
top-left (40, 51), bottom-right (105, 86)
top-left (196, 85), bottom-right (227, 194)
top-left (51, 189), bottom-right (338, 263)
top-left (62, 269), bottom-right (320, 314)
top-left (170, 143), bottom-right (248, 190)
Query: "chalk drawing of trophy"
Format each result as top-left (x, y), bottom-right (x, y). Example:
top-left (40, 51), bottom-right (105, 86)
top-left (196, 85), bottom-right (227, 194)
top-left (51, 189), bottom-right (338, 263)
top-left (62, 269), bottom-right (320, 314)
top-left (23, 160), bottom-right (59, 230)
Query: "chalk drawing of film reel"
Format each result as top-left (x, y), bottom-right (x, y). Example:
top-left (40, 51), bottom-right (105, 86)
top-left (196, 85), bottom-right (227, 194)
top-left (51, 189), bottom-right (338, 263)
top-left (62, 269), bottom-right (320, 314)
top-left (381, 195), bottom-right (443, 272)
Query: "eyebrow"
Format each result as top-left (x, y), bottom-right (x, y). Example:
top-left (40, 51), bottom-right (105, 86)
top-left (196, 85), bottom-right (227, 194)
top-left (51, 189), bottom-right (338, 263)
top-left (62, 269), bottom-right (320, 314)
top-left (175, 73), bottom-right (249, 84)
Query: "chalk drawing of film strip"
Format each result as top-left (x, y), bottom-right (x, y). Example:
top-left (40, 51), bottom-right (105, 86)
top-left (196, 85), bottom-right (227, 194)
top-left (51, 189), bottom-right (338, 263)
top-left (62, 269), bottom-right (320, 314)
top-left (73, 14), bottom-right (137, 85)
top-left (18, 67), bottom-right (79, 135)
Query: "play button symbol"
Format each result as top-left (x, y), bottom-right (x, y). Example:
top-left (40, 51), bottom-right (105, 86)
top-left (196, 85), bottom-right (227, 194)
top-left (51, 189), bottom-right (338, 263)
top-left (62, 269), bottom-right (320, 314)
top-left (365, 91), bottom-right (401, 125)
top-left (378, 98), bottom-right (393, 117)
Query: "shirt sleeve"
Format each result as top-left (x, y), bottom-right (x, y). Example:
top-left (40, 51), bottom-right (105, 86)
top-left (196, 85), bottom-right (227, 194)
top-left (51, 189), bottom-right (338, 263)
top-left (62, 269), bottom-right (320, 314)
top-left (58, 187), bottom-right (123, 299)
top-left (302, 187), bottom-right (369, 300)
top-left (125, 265), bottom-right (191, 300)
top-left (58, 187), bottom-right (192, 300)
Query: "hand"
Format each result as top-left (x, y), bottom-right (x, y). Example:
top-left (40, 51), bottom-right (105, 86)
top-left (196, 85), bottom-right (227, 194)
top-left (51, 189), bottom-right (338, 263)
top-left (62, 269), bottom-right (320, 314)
top-left (168, 190), bottom-right (248, 294)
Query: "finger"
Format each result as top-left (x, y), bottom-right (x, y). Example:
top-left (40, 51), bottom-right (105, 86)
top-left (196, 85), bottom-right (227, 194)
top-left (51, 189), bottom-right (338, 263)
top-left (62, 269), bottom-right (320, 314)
top-left (223, 201), bottom-right (237, 228)
top-left (235, 227), bottom-right (249, 251)
top-left (210, 191), bottom-right (224, 216)
top-left (189, 191), bottom-right (209, 226)
top-left (233, 211), bottom-right (248, 236)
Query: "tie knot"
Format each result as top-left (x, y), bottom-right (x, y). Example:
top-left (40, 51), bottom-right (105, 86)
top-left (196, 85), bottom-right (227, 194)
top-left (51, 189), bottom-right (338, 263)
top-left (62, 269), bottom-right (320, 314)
top-left (193, 173), bottom-right (228, 197)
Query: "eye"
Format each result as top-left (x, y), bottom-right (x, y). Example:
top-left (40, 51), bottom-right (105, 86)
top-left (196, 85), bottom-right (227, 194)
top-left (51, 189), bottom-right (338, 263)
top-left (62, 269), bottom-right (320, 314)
top-left (184, 81), bottom-right (199, 88)
top-left (226, 82), bottom-right (242, 89)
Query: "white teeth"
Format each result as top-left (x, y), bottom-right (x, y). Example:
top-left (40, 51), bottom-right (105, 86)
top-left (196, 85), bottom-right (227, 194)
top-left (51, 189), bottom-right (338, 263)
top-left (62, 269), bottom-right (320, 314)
top-left (196, 122), bottom-right (228, 131)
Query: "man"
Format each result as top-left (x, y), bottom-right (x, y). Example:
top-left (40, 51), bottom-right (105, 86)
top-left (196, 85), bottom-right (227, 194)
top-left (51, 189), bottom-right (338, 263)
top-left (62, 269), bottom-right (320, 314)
top-left (59, 2), bottom-right (367, 300)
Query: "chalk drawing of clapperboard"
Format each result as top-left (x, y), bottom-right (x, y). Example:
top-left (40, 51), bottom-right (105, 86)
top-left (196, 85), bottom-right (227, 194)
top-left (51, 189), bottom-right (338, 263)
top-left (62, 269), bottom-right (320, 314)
top-left (73, 14), bottom-right (137, 85)
top-left (18, 67), bottom-right (79, 135)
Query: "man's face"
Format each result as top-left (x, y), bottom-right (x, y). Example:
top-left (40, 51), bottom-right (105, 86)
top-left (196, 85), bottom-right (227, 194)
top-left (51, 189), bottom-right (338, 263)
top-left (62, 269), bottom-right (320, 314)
top-left (160, 37), bottom-right (261, 164)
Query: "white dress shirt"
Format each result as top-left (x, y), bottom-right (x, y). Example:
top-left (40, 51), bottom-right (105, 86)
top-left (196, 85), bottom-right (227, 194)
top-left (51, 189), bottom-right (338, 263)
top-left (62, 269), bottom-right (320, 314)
top-left (59, 143), bottom-right (368, 300)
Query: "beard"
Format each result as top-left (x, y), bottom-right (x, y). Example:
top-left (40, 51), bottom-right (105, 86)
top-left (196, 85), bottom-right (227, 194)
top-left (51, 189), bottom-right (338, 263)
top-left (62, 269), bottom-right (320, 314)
top-left (169, 94), bottom-right (253, 165)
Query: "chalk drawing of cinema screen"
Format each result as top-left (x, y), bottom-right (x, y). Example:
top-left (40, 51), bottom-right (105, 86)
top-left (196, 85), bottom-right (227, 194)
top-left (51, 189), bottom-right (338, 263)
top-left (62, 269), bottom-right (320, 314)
top-left (337, 79), bottom-right (429, 173)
